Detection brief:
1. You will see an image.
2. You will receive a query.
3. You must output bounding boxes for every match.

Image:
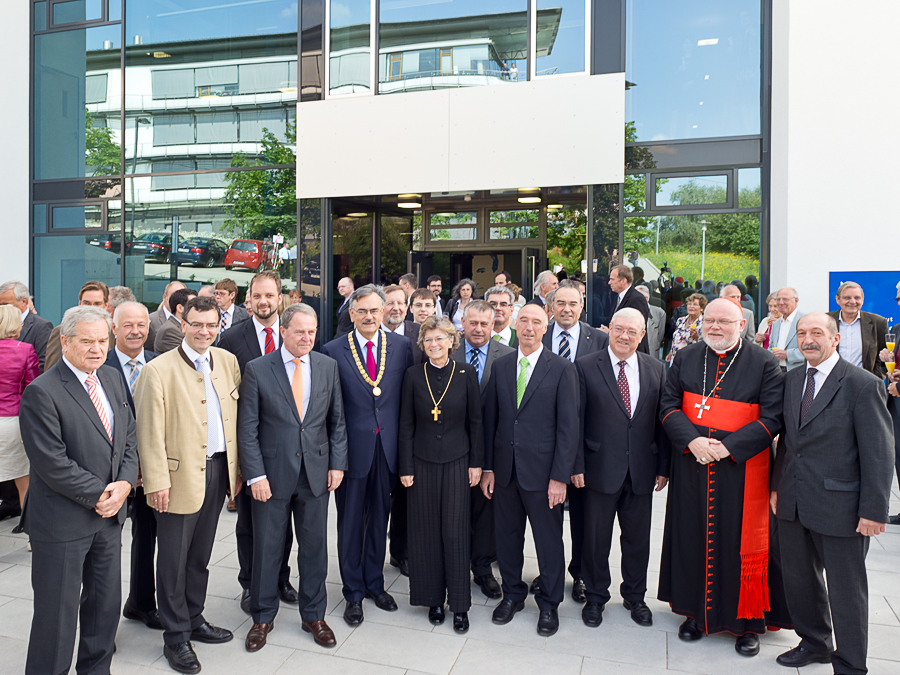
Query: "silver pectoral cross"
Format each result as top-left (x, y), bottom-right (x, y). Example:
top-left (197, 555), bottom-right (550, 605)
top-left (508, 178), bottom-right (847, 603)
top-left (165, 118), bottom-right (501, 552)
top-left (694, 402), bottom-right (710, 419)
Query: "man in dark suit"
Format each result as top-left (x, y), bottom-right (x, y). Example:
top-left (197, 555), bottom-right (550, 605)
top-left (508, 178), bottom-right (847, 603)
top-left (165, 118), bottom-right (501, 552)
top-left (526, 270), bottom-right (558, 307)
top-left (213, 278), bottom-right (250, 344)
top-left (826, 281), bottom-right (888, 377)
top-left (217, 271), bottom-right (298, 611)
top-left (147, 281), bottom-right (185, 351)
top-left (0, 281), bottom-right (52, 372)
top-left (19, 306), bottom-right (139, 675)
top-left (540, 282), bottom-right (609, 603)
top-left (154, 287), bottom-right (198, 354)
top-left (105, 301), bottom-right (162, 631)
top-left (481, 303), bottom-right (579, 637)
top-left (335, 276), bottom-right (355, 338)
top-left (573, 307), bottom-right (670, 629)
top-left (321, 285), bottom-right (414, 627)
top-left (773, 312), bottom-right (894, 673)
top-left (485, 285), bottom-right (519, 348)
top-left (238, 303), bottom-right (348, 651)
top-left (453, 299), bottom-right (513, 599)
top-left (605, 265), bottom-right (650, 354)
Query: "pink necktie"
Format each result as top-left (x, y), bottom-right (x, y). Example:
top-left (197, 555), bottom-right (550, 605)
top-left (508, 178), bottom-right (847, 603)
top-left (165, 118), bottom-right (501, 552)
top-left (86, 374), bottom-right (112, 441)
top-left (366, 341), bottom-right (377, 380)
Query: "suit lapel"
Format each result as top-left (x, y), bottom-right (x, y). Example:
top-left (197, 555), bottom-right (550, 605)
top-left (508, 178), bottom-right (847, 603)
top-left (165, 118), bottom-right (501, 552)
top-left (19, 314), bottom-right (33, 342)
top-left (243, 322), bottom-right (263, 360)
top-left (597, 350), bottom-right (629, 417)
top-left (787, 372), bottom-right (801, 430)
top-left (630, 353), bottom-right (651, 419)
top-left (60, 367), bottom-right (113, 446)
top-left (483, 341), bottom-right (501, 393)
top-left (575, 322), bottom-right (591, 359)
top-left (517, 349), bottom-right (551, 413)
top-left (98, 367), bottom-right (124, 453)
top-left (800, 360), bottom-right (844, 429)
top-left (860, 313), bottom-right (875, 368)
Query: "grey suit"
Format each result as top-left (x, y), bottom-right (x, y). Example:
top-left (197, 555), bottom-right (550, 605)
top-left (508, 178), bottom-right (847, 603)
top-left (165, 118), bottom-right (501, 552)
top-left (769, 310), bottom-right (806, 370)
top-left (647, 305), bottom-right (666, 358)
top-left (19, 361), bottom-right (138, 675)
top-left (147, 307), bottom-right (167, 353)
top-left (238, 350), bottom-right (348, 623)
top-left (154, 315), bottom-right (184, 354)
top-left (775, 357), bottom-right (894, 674)
top-left (18, 311), bottom-right (52, 373)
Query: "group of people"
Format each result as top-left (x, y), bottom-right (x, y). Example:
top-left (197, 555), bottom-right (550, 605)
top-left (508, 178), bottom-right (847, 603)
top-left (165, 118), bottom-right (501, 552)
top-left (0, 266), bottom-right (896, 675)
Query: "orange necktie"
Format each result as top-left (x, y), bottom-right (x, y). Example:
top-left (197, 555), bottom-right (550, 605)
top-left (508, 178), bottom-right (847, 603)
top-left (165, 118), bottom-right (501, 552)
top-left (291, 358), bottom-right (304, 421)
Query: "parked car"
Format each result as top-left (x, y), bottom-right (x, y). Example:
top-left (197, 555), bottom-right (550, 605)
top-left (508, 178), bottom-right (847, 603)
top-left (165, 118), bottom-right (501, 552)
top-left (224, 239), bottom-right (275, 271)
top-left (131, 232), bottom-right (177, 263)
top-left (176, 237), bottom-right (229, 268)
top-left (85, 232), bottom-right (133, 254)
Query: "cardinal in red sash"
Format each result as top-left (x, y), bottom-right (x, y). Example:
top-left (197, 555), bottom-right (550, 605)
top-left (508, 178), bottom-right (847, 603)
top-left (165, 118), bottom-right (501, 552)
top-left (658, 298), bottom-right (786, 657)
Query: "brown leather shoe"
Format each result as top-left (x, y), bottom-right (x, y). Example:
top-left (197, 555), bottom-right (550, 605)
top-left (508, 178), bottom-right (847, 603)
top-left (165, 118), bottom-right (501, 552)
top-left (227, 498), bottom-right (237, 512)
top-left (245, 622), bottom-right (274, 652)
top-left (302, 620), bottom-right (337, 647)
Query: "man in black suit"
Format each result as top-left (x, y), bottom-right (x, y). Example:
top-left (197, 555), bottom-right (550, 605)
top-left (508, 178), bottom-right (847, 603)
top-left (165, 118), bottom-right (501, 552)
top-left (213, 278), bottom-right (250, 344)
top-left (526, 270), bottom-right (558, 307)
top-left (0, 280), bottom-right (52, 372)
top-left (335, 276), bottom-right (355, 338)
top-left (426, 275), bottom-right (445, 317)
top-left (605, 265), bottom-right (650, 354)
top-left (573, 307), bottom-right (670, 629)
top-left (217, 271), bottom-right (299, 611)
top-left (19, 305), bottom-right (138, 675)
top-left (539, 282), bottom-right (609, 603)
top-left (238, 303), bottom-right (348, 651)
top-left (321, 285), bottom-right (414, 627)
top-left (154, 288), bottom-right (198, 354)
top-left (481, 303), bottom-right (579, 637)
top-left (773, 312), bottom-right (894, 673)
top-left (147, 281), bottom-right (185, 351)
top-left (485, 285), bottom-right (519, 348)
top-left (105, 301), bottom-right (162, 631)
top-left (826, 281), bottom-right (888, 377)
top-left (453, 299), bottom-right (513, 599)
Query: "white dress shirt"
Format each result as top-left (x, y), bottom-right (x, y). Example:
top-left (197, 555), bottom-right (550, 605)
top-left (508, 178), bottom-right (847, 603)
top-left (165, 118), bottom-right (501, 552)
top-left (163, 306), bottom-right (173, 321)
top-left (252, 315), bottom-right (280, 355)
top-left (516, 344), bottom-right (544, 389)
top-left (492, 324), bottom-right (513, 346)
top-left (383, 322), bottom-right (405, 336)
top-left (552, 322), bottom-right (581, 363)
top-left (20, 308), bottom-right (30, 324)
top-left (63, 356), bottom-right (113, 441)
top-left (776, 308), bottom-right (799, 350)
top-left (355, 327), bottom-right (381, 357)
top-left (615, 285), bottom-right (632, 311)
top-left (608, 346), bottom-right (640, 415)
top-left (115, 346), bottom-right (147, 371)
top-left (181, 340), bottom-right (226, 455)
top-left (837, 312), bottom-right (863, 368)
top-left (804, 351), bottom-right (841, 399)
top-left (434, 297), bottom-right (444, 318)
top-left (220, 304), bottom-right (235, 332)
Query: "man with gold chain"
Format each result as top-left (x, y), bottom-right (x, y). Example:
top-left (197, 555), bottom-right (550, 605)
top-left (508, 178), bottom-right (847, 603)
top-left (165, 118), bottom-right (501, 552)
top-left (658, 298), bottom-right (787, 657)
top-left (321, 285), bottom-right (414, 627)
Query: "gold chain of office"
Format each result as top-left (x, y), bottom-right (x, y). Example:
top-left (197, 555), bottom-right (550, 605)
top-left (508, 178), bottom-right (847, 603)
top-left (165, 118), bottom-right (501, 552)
top-left (347, 329), bottom-right (387, 396)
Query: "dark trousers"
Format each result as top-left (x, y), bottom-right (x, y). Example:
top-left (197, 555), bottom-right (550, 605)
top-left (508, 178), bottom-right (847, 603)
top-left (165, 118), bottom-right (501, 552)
top-left (408, 456), bottom-right (471, 613)
top-left (155, 454), bottom-right (228, 646)
top-left (582, 476), bottom-right (652, 605)
top-left (389, 477), bottom-right (408, 562)
top-left (27, 519), bottom-right (122, 675)
top-left (250, 466), bottom-right (329, 624)
top-left (493, 473), bottom-right (565, 610)
top-left (567, 485), bottom-right (585, 579)
top-left (236, 485), bottom-right (292, 590)
top-left (470, 484), bottom-right (496, 576)
top-left (127, 486), bottom-right (158, 612)
top-left (335, 437), bottom-right (394, 601)
top-left (779, 517), bottom-right (870, 675)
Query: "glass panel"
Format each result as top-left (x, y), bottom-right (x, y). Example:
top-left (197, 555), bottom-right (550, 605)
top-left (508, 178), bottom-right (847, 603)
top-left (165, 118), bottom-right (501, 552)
top-left (739, 168), bottom-right (761, 207)
top-left (536, 0), bottom-right (584, 76)
top-left (655, 175), bottom-right (728, 207)
top-left (377, 0), bottom-right (527, 94)
top-left (109, 0), bottom-right (122, 22)
top-left (429, 211), bottom-right (477, 242)
top-left (35, 2), bottom-right (48, 31)
top-left (588, 184), bottom-right (620, 327)
top-left (34, 25), bottom-right (122, 179)
top-left (329, 0), bottom-right (371, 95)
top-left (547, 206), bottom-right (586, 273)
top-left (625, 0), bottom-right (762, 141)
top-left (298, 198), bottom-right (322, 324)
top-left (53, 0), bottom-right (103, 25)
top-left (489, 209), bottom-right (539, 239)
top-left (380, 215), bottom-right (413, 285)
top-left (332, 213), bottom-right (374, 331)
top-left (34, 204), bottom-right (48, 234)
top-left (301, 0), bottom-right (325, 100)
top-left (52, 204), bottom-right (103, 229)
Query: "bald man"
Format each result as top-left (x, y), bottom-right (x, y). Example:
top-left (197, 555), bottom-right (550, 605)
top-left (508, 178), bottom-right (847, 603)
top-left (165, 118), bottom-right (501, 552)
top-left (335, 277), bottom-right (355, 338)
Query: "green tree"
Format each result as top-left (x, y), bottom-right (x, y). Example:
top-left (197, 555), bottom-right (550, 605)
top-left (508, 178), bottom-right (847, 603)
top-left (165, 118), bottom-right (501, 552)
top-left (623, 121), bottom-right (660, 251)
top-left (85, 109), bottom-right (121, 176)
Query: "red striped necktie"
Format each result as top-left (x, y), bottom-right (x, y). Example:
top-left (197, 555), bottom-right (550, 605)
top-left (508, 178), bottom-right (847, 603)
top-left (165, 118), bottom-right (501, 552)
top-left (86, 374), bottom-right (112, 441)
top-left (263, 327), bottom-right (276, 354)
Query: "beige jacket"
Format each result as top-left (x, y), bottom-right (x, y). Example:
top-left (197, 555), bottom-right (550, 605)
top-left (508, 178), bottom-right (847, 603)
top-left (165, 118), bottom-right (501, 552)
top-left (135, 345), bottom-right (241, 514)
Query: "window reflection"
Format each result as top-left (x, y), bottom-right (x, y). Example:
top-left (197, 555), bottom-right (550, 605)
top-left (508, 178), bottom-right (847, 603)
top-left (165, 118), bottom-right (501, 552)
top-left (536, 0), bottom-right (584, 76)
top-left (329, 0), bottom-right (371, 94)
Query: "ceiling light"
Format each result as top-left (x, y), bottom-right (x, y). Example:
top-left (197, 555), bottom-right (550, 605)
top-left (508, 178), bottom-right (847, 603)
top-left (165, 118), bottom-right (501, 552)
top-left (398, 193), bottom-right (421, 199)
top-left (518, 197), bottom-right (541, 204)
top-left (518, 187), bottom-right (541, 193)
top-left (346, 212), bottom-right (368, 217)
top-left (697, 38), bottom-right (718, 46)
top-left (398, 202), bottom-right (422, 209)
top-left (547, 204), bottom-right (563, 209)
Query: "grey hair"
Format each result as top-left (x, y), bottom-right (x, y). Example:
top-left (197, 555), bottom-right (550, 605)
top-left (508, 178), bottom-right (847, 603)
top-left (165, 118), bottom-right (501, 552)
top-left (533, 270), bottom-right (557, 296)
top-left (0, 281), bottom-right (29, 302)
top-left (282, 302), bottom-right (318, 327)
top-left (462, 299), bottom-right (494, 320)
top-left (113, 301), bottom-right (149, 328)
top-left (719, 284), bottom-right (741, 298)
top-left (635, 285), bottom-right (650, 300)
top-left (484, 285), bottom-right (515, 305)
top-left (59, 306), bottom-right (111, 339)
top-left (108, 286), bottom-right (137, 309)
top-left (777, 287), bottom-right (799, 299)
top-left (610, 307), bottom-right (646, 332)
top-left (349, 284), bottom-right (386, 309)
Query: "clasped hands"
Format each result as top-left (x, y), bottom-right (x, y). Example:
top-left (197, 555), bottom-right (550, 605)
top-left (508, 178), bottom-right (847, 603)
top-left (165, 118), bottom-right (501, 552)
top-left (94, 480), bottom-right (132, 518)
top-left (688, 437), bottom-right (731, 465)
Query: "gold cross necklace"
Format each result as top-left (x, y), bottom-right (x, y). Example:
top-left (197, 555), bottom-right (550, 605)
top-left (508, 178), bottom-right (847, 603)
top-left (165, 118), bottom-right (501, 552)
top-left (424, 361), bottom-right (455, 422)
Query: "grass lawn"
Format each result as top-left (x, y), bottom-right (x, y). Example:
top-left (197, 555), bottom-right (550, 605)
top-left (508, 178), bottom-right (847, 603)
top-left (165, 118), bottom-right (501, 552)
top-left (642, 252), bottom-right (759, 284)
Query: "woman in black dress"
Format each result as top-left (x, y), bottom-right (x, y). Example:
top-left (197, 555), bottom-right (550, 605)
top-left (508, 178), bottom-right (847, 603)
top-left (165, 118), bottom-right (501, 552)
top-left (399, 315), bottom-right (483, 633)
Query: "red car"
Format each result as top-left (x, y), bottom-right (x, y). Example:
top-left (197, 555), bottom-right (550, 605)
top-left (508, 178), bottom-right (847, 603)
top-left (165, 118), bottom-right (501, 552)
top-left (224, 239), bottom-right (274, 271)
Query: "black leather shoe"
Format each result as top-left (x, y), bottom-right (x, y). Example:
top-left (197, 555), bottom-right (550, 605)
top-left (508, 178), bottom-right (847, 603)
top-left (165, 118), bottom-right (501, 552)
top-left (239, 589), bottom-right (251, 615)
top-left (623, 599), bottom-right (652, 627)
top-left (11, 522), bottom-right (24, 534)
top-left (582, 601), bottom-right (604, 627)
top-left (537, 609), bottom-right (559, 637)
top-left (123, 600), bottom-right (164, 630)
top-left (278, 580), bottom-right (299, 604)
top-left (164, 642), bottom-right (200, 674)
top-left (889, 513), bottom-right (900, 525)
top-left (344, 600), bottom-right (364, 626)
top-left (473, 574), bottom-right (501, 599)
top-left (390, 556), bottom-right (410, 577)
top-left (678, 617), bottom-right (703, 641)
top-left (190, 621), bottom-right (233, 644)
top-left (529, 577), bottom-right (540, 595)
top-left (365, 591), bottom-right (398, 612)
top-left (453, 612), bottom-right (469, 633)
top-left (492, 598), bottom-right (525, 624)
top-left (776, 645), bottom-right (832, 667)
top-left (428, 606), bottom-right (445, 625)
top-left (0, 500), bottom-right (21, 522)
top-left (571, 577), bottom-right (586, 603)
top-left (735, 633), bottom-right (759, 657)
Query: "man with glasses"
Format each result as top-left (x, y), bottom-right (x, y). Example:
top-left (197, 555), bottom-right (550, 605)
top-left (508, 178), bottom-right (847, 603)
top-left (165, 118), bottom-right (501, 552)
top-left (410, 288), bottom-right (437, 325)
top-left (213, 278), bottom-right (249, 343)
top-left (485, 285), bottom-right (518, 348)
top-left (658, 298), bottom-right (787, 658)
top-left (769, 287), bottom-right (805, 371)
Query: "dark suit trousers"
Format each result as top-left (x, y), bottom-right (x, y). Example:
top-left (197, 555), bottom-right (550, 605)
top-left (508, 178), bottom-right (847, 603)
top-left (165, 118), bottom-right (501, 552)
top-left (779, 517), bottom-right (870, 675)
top-left (335, 436), bottom-right (393, 601)
top-left (155, 453), bottom-right (228, 646)
top-left (567, 485), bottom-right (585, 579)
top-left (582, 474), bottom-right (652, 605)
top-left (389, 478), bottom-right (408, 561)
top-left (470, 484), bottom-right (496, 576)
top-left (236, 486), bottom-right (292, 590)
top-left (250, 465), bottom-right (329, 623)
top-left (493, 473), bottom-right (565, 610)
top-left (27, 518), bottom-right (122, 675)
top-left (128, 486), bottom-right (158, 612)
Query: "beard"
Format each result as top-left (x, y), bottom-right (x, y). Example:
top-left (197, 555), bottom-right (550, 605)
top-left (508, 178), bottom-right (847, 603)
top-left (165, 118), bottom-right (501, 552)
top-left (703, 332), bottom-right (739, 352)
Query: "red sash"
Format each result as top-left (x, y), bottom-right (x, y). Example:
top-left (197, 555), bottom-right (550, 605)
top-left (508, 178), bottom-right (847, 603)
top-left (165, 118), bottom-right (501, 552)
top-left (681, 392), bottom-right (770, 620)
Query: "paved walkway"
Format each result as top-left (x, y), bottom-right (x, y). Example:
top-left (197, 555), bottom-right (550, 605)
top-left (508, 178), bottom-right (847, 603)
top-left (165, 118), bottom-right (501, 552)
top-left (0, 479), bottom-right (897, 675)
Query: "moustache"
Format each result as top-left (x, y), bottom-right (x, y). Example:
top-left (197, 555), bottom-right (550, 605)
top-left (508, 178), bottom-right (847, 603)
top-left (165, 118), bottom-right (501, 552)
top-left (801, 344), bottom-right (822, 351)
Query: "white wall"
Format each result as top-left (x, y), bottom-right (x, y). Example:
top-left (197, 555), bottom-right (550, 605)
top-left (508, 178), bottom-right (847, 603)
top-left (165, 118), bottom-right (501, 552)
top-left (770, 0), bottom-right (900, 310)
top-left (0, 3), bottom-right (31, 287)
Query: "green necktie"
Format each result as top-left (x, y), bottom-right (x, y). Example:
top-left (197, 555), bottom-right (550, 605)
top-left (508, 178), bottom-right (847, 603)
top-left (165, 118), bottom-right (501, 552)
top-left (492, 335), bottom-right (502, 342)
top-left (516, 357), bottom-right (529, 408)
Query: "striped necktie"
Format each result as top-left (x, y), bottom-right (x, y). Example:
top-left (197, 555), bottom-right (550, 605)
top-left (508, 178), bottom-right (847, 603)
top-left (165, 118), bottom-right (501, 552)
top-left (127, 358), bottom-right (141, 395)
top-left (263, 327), bottom-right (276, 354)
top-left (85, 374), bottom-right (112, 441)
top-left (516, 357), bottom-right (529, 408)
top-left (559, 331), bottom-right (571, 361)
top-left (469, 347), bottom-right (481, 380)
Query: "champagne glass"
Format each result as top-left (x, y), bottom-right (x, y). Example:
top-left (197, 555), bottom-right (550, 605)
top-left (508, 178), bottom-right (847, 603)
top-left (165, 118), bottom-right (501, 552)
top-left (886, 333), bottom-right (896, 353)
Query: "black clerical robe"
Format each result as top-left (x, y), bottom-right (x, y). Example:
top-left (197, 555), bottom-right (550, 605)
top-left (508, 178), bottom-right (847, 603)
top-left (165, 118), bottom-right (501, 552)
top-left (658, 339), bottom-right (785, 636)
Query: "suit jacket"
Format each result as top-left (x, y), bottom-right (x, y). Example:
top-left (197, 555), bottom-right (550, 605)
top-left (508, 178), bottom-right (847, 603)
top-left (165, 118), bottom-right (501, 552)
top-left (613, 286), bottom-right (651, 354)
top-left (19, 361), bottom-right (139, 542)
top-left (18, 311), bottom-right (52, 373)
top-left (740, 307), bottom-right (756, 341)
top-left (218, 316), bottom-right (281, 375)
top-left (575, 350), bottom-right (670, 494)
top-left (647, 305), bottom-right (667, 357)
top-left (135, 346), bottom-right (242, 514)
top-left (153, 316), bottom-right (184, 354)
top-left (774, 357), bottom-right (894, 536)
top-left (826, 309), bottom-right (888, 377)
top-left (395, 321), bottom-right (425, 364)
top-left (769, 311), bottom-right (806, 370)
top-left (104, 348), bottom-right (159, 414)
top-left (541, 321), bottom-right (609, 361)
top-left (453, 339), bottom-right (514, 396)
top-left (482, 348), bottom-right (579, 491)
top-left (493, 327), bottom-right (518, 350)
top-left (335, 299), bottom-right (353, 338)
top-left (147, 307), bottom-right (167, 353)
top-left (525, 295), bottom-right (546, 308)
top-left (45, 323), bottom-right (116, 371)
top-left (321, 331), bottom-right (413, 479)
top-left (238, 350), bottom-right (348, 499)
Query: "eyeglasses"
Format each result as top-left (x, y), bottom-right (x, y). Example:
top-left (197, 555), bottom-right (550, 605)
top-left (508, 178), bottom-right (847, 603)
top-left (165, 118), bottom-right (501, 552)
top-left (187, 322), bottom-right (219, 331)
top-left (422, 335), bottom-right (449, 344)
top-left (611, 326), bottom-right (641, 338)
top-left (702, 318), bottom-right (739, 326)
top-left (352, 308), bottom-right (382, 316)
top-left (488, 301), bottom-right (511, 308)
